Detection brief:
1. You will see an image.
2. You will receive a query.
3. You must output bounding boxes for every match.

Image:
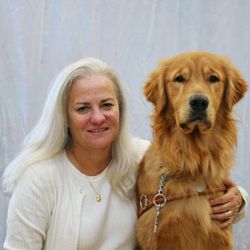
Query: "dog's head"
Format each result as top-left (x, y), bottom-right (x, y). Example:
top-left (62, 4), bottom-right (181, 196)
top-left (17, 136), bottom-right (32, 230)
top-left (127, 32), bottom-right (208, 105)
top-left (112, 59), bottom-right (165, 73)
top-left (144, 51), bottom-right (248, 134)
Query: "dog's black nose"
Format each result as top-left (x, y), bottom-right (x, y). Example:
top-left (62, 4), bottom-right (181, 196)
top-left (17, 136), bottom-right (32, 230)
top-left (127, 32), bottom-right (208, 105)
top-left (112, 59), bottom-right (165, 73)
top-left (189, 95), bottom-right (209, 112)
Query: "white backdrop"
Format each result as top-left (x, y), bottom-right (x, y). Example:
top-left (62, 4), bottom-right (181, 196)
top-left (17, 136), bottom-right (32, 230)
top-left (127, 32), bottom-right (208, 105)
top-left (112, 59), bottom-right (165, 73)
top-left (0, 0), bottom-right (250, 249)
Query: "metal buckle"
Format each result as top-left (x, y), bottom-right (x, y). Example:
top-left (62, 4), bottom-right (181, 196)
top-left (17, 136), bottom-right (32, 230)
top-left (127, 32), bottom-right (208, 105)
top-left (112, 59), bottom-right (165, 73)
top-left (153, 193), bottom-right (167, 208)
top-left (139, 194), bottom-right (148, 209)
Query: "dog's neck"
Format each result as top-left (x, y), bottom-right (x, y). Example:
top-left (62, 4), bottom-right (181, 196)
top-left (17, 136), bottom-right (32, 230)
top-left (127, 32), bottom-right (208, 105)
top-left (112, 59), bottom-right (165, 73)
top-left (152, 113), bottom-right (236, 184)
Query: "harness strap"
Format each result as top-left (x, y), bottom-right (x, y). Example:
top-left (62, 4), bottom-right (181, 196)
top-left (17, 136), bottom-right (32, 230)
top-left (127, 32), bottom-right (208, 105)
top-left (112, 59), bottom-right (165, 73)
top-left (138, 185), bottom-right (227, 218)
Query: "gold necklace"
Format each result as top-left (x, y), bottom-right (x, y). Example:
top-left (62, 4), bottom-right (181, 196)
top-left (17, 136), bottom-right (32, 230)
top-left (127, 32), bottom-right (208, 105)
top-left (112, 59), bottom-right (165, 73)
top-left (86, 177), bottom-right (101, 202)
top-left (67, 150), bottom-right (102, 203)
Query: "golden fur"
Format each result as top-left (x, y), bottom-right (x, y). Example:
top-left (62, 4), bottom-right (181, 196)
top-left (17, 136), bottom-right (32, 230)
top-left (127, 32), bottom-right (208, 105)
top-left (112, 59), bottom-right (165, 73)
top-left (136, 51), bottom-right (248, 250)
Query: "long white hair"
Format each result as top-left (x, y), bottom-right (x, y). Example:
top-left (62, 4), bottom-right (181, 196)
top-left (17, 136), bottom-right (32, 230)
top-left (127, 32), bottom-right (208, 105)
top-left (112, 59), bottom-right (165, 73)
top-left (2, 58), bottom-right (139, 199)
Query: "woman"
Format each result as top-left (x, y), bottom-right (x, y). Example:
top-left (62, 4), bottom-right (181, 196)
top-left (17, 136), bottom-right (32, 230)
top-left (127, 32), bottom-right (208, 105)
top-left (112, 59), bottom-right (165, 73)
top-left (2, 58), bottom-right (247, 249)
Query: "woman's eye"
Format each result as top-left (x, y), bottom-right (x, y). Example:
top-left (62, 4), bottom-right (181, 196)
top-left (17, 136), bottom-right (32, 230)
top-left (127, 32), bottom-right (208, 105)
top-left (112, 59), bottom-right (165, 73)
top-left (174, 75), bottom-right (185, 83)
top-left (209, 75), bottom-right (219, 83)
top-left (102, 103), bottom-right (113, 110)
top-left (77, 106), bottom-right (89, 113)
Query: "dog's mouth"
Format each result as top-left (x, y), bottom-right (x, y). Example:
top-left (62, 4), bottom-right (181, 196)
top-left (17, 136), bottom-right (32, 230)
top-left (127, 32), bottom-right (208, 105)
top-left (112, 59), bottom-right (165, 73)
top-left (179, 113), bottom-right (212, 134)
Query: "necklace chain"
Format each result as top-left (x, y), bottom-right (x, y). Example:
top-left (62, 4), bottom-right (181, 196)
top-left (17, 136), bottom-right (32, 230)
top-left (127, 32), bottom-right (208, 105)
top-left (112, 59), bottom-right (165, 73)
top-left (67, 150), bottom-right (102, 203)
top-left (87, 177), bottom-right (102, 202)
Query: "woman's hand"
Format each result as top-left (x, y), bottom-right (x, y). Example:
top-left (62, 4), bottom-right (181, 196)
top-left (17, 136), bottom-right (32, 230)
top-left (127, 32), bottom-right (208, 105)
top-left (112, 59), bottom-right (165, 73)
top-left (209, 179), bottom-right (244, 228)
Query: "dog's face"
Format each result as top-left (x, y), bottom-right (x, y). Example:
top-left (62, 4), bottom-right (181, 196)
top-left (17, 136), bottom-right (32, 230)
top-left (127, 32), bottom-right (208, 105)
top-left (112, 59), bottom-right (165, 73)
top-left (144, 51), bottom-right (248, 134)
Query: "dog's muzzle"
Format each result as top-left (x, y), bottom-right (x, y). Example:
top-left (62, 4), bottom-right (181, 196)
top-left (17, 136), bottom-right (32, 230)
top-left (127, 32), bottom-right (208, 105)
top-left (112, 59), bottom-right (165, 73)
top-left (179, 95), bottom-right (212, 133)
top-left (189, 95), bottom-right (209, 112)
top-left (188, 95), bottom-right (209, 123)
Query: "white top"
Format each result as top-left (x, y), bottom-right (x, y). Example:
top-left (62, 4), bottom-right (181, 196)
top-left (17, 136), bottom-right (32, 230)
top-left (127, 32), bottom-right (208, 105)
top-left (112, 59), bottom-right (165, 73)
top-left (4, 138), bottom-right (150, 250)
top-left (69, 159), bottom-right (136, 250)
top-left (3, 138), bottom-right (248, 250)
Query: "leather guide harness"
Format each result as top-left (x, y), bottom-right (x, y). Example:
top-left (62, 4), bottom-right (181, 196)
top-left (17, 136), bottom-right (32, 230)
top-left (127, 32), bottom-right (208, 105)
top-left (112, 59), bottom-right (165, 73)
top-left (137, 173), bottom-right (227, 249)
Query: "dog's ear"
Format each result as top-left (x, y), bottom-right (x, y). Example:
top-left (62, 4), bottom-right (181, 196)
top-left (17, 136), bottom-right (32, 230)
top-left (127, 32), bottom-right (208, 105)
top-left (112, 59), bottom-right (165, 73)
top-left (224, 61), bottom-right (248, 110)
top-left (144, 68), bottom-right (167, 113)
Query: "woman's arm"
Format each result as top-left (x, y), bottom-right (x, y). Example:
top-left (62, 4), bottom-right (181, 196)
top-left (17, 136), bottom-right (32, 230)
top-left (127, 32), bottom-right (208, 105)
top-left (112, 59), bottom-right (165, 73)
top-left (209, 179), bottom-right (248, 228)
top-left (4, 167), bottom-right (52, 250)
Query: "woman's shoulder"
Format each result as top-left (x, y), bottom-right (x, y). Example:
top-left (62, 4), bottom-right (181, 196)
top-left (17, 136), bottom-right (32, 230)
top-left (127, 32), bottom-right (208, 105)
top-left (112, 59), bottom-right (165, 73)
top-left (18, 151), bottom-right (66, 189)
top-left (29, 151), bottom-right (64, 175)
top-left (131, 137), bottom-right (151, 159)
top-left (131, 137), bottom-right (151, 149)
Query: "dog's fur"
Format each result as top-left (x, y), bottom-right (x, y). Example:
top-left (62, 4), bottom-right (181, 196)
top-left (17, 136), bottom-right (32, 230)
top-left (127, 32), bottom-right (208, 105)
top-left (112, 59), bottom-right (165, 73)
top-left (136, 51), bottom-right (247, 250)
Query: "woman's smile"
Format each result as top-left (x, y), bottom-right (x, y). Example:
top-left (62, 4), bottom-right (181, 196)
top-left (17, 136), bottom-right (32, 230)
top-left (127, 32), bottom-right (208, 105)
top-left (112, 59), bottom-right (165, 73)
top-left (67, 74), bottom-right (120, 152)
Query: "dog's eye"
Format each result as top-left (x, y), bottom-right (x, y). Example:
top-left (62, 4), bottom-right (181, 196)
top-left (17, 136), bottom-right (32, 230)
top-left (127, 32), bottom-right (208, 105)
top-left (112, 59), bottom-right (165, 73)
top-left (209, 75), bottom-right (219, 83)
top-left (174, 76), bottom-right (185, 83)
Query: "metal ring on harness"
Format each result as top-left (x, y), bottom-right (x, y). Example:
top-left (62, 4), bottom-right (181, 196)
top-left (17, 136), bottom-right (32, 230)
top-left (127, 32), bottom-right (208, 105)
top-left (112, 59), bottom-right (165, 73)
top-left (140, 194), bottom-right (149, 210)
top-left (153, 193), bottom-right (167, 208)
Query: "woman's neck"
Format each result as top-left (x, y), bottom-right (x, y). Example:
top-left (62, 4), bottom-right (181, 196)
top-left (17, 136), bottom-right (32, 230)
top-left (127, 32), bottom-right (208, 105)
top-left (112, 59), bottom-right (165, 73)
top-left (67, 146), bottom-right (112, 176)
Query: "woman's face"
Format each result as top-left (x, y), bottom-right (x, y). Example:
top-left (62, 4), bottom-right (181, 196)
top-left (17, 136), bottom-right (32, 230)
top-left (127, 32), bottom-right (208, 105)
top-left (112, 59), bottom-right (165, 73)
top-left (67, 74), bottom-right (120, 152)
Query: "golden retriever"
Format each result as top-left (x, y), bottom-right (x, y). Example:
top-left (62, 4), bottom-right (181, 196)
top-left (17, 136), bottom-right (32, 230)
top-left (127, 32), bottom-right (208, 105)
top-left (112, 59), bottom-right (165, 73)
top-left (136, 51), bottom-right (247, 250)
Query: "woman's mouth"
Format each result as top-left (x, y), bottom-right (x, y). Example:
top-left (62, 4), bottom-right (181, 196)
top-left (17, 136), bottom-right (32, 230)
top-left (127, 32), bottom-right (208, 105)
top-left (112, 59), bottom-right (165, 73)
top-left (87, 128), bottom-right (109, 133)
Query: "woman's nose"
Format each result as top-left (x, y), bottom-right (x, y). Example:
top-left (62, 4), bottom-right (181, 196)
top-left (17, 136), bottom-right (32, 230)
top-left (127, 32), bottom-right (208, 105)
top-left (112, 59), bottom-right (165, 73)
top-left (90, 108), bottom-right (105, 124)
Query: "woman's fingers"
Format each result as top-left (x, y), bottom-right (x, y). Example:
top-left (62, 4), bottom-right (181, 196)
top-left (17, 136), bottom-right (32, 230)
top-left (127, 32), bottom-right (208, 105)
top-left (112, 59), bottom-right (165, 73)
top-left (209, 183), bottom-right (243, 228)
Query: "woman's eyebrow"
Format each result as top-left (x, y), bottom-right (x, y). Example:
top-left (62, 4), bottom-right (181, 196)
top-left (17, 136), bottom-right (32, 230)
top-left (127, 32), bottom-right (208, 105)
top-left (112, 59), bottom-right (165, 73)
top-left (75, 102), bottom-right (89, 105)
top-left (101, 98), bottom-right (115, 103)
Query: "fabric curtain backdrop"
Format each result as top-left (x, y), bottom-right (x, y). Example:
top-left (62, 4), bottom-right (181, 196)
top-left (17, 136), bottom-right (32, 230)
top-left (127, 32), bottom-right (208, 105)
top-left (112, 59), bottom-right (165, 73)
top-left (1, 0), bottom-right (249, 249)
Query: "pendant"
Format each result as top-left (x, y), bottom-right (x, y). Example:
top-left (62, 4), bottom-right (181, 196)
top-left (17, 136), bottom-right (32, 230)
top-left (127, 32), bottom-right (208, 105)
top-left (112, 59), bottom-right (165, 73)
top-left (96, 194), bottom-right (101, 202)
